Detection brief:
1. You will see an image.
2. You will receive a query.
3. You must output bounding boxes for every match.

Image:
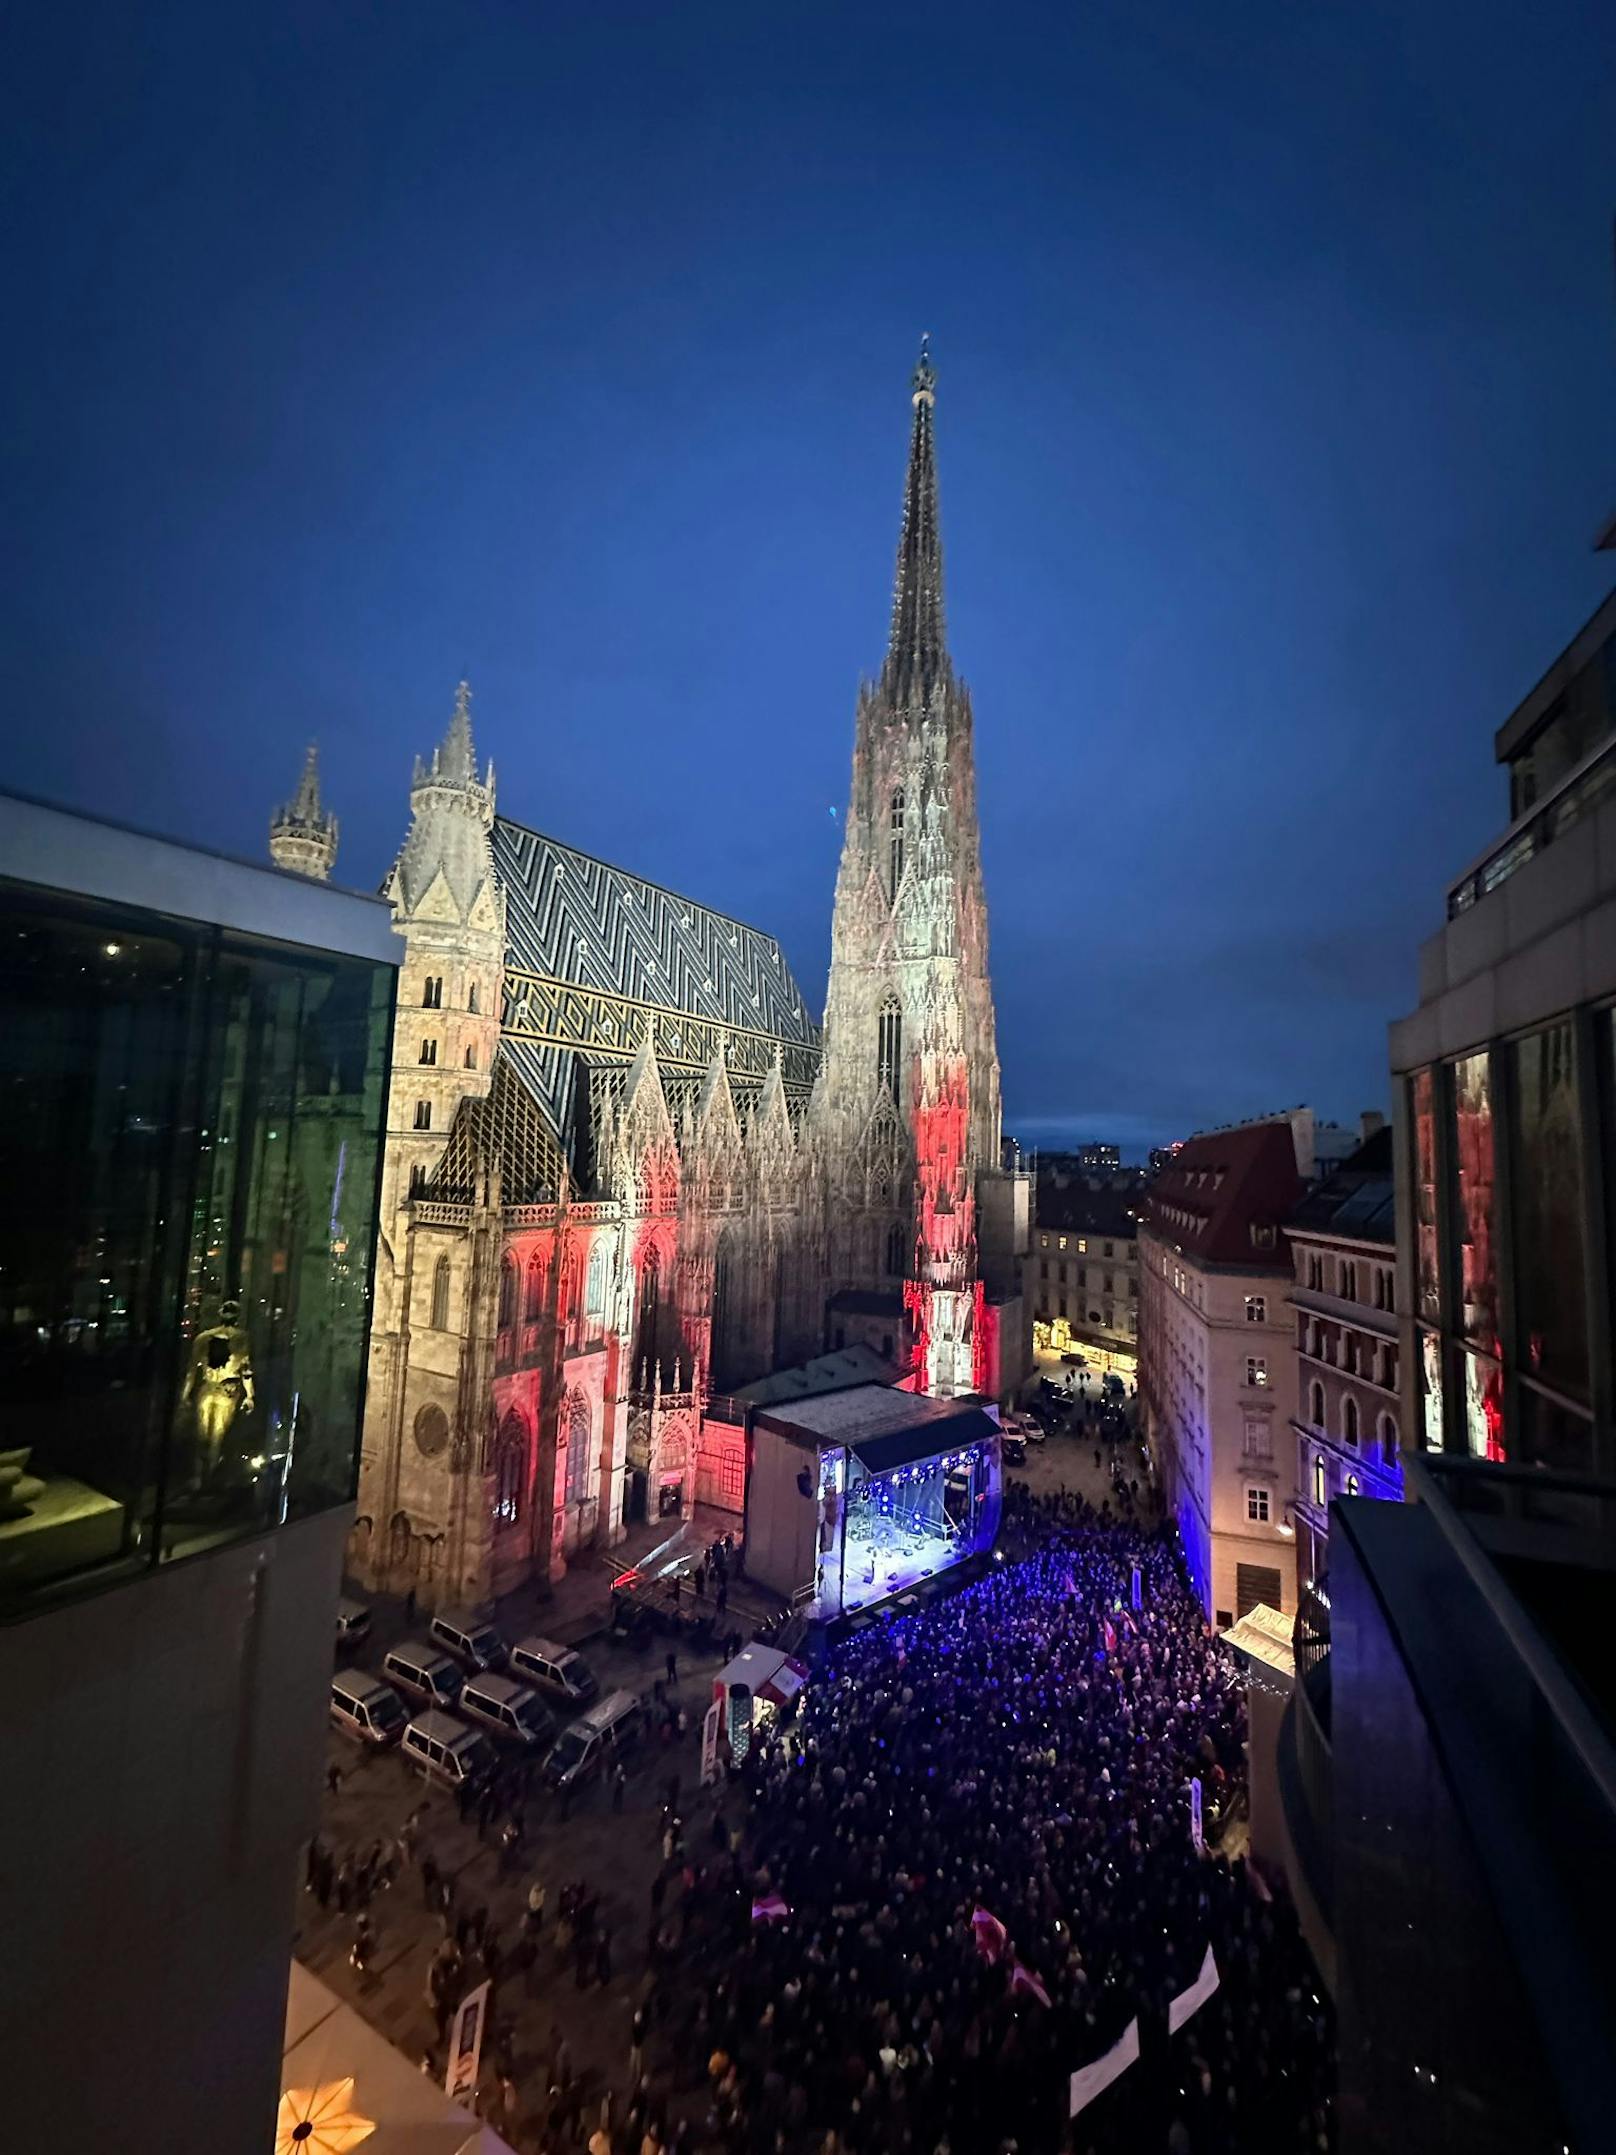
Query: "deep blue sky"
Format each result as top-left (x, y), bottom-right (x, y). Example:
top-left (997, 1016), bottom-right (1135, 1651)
top-left (4, 2), bottom-right (1614, 1152)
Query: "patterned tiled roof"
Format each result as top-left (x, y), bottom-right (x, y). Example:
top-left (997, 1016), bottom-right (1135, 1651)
top-left (491, 814), bottom-right (821, 1151)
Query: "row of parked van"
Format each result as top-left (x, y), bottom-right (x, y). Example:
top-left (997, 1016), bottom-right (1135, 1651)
top-left (329, 1601), bottom-right (639, 1792)
top-left (332, 1671), bottom-right (644, 1793)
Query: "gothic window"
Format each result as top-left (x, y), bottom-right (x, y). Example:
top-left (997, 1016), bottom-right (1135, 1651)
top-left (877, 996), bottom-right (903, 1104)
top-left (586, 1242), bottom-right (607, 1320)
top-left (423, 976), bottom-right (443, 1009)
top-left (1310, 1379), bottom-right (1325, 1428)
top-left (888, 789), bottom-right (906, 899)
top-left (468, 981), bottom-right (480, 1014)
top-left (1314, 1454), bottom-right (1328, 1508)
top-left (886, 1222), bottom-right (906, 1278)
top-left (498, 1258), bottom-right (517, 1331)
top-left (464, 1044), bottom-right (477, 1070)
top-left (635, 1243), bottom-right (661, 1371)
top-left (1343, 1396), bottom-right (1359, 1448)
top-left (1380, 1412), bottom-right (1399, 1462)
top-left (494, 1411), bottom-right (525, 1524)
top-left (407, 1163), bottom-right (427, 1196)
top-left (414, 1100), bottom-right (432, 1130)
top-left (430, 1256), bottom-right (452, 1331)
top-left (419, 1038), bottom-right (438, 1065)
top-left (525, 1253), bottom-right (545, 1322)
top-left (565, 1391), bottom-right (592, 1506)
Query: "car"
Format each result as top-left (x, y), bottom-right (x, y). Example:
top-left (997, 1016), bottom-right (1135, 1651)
top-left (509, 1635), bottom-right (600, 1707)
top-left (1001, 1435), bottom-right (1027, 1468)
top-left (428, 1609), bottom-right (509, 1674)
top-left (1002, 1412), bottom-right (1046, 1444)
top-left (334, 1596), bottom-right (372, 1654)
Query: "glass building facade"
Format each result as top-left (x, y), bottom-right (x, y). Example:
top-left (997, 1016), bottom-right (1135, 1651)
top-left (0, 846), bottom-right (395, 1614)
top-left (1402, 1012), bottom-right (1609, 1476)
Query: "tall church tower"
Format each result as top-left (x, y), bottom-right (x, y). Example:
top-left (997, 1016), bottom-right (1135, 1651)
top-left (269, 743), bottom-right (339, 881)
top-left (815, 341), bottom-right (1003, 1396)
top-left (378, 681), bottom-right (506, 1227)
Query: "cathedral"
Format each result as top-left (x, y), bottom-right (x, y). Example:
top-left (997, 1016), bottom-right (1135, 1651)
top-left (269, 345), bottom-right (1027, 1608)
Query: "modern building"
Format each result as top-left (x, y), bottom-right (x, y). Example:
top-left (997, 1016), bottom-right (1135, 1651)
top-left (0, 790), bottom-right (396, 2155)
top-left (1137, 1120), bottom-right (1303, 1625)
top-left (1285, 1127), bottom-right (1403, 1587)
top-left (1394, 579), bottom-right (1616, 1472)
top-left (1025, 1175), bottom-right (1142, 1374)
top-left (282, 345), bottom-right (1026, 1614)
top-left (1263, 526), bottom-right (1616, 2153)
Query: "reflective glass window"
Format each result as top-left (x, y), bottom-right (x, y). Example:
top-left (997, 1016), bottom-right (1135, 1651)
top-left (1411, 1067), bottom-right (1441, 1325)
top-left (0, 882), bottom-right (392, 1610)
top-left (1447, 1053), bottom-right (1497, 1349)
top-left (1508, 1021), bottom-right (1587, 1402)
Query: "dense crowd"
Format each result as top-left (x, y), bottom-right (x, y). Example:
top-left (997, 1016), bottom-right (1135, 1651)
top-left (643, 1487), bottom-right (1332, 2155)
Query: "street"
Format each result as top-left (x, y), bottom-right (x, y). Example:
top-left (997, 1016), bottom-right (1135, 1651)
top-left (296, 1408), bottom-right (1155, 2147)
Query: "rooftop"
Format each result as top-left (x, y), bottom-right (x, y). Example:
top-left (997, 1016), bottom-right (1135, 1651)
top-left (1287, 1125), bottom-right (1396, 1247)
top-left (1142, 1121), bottom-right (1302, 1271)
top-left (755, 1383), bottom-right (1000, 1472)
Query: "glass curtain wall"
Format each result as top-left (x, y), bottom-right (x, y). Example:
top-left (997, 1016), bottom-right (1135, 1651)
top-left (0, 879), bottom-right (392, 1613)
top-left (1410, 1013), bottom-right (1606, 1475)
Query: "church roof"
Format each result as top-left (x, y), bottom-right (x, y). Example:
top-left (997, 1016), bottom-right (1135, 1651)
top-left (490, 813), bottom-right (820, 1157)
top-left (428, 1054), bottom-right (569, 1206)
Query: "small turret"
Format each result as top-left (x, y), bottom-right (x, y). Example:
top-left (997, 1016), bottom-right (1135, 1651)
top-left (269, 743), bottom-right (339, 881)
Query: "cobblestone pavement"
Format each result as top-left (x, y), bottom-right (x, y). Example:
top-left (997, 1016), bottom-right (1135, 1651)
top-left (298, 1608), bottom-right (736, 2143)
top-left (294, 1414), bottom-right (1158, 2147)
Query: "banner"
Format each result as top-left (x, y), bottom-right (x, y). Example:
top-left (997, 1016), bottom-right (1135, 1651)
top-left (726, 1682), bottom-right (755, 1767)
top-left (445, 1977), bottom-right (490, 2102)
top-left (1189, 1776), bottom-right (1203, 1853)
top-left (1068, 2017), bottom-right (1139, 2118)
top-left (1168, 1944), bottom-right (1220, 2033)
top-left (1131, 1562), bottom-right (1142, 1611)
top-left (700, 1698), bottom-right (723, 1787)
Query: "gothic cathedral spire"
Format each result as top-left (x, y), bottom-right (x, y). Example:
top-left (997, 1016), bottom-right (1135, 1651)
top-left (883, 336), bottom-right (949, 711)
top-left (813, 343), bottom-right (1004, 1398)
top-left (269, 742), bottom-right (339, 881)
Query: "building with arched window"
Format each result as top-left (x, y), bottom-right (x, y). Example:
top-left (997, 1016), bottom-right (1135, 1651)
top-left (332, 348), bottom-right (1026, 1612)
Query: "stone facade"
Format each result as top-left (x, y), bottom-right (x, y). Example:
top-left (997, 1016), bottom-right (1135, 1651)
top-left (272, 349), bottom-right (1024, 1611)
top-left (1138, 1122), bottom-right (1303, 1628)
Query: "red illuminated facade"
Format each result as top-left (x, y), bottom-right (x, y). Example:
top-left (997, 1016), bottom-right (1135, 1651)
top-left (811, 341), bottom-right (1018, 1399)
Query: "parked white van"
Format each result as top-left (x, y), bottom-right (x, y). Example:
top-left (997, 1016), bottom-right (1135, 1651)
top-left (510, 1634), bottom-right (599, 1706)
top-left (334, 1596), bottom-right (372, 1653)
top-left (382, 1641), bottom-right (463, 1710)
top-left (460, 1672), bottom-right (557, 1749)
top-left (429, 1609), bottom-right (508, 1674)
top-left (329, 1669), bottom-right (407, 1747)
top-left (400, 1710), bottom-right (492, 1790)
top-left (543, 1689), bottom-right (642, 1790)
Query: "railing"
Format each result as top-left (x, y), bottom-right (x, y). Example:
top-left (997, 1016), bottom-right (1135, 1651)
top-left (1447, 728), bottom-right (1616, 919)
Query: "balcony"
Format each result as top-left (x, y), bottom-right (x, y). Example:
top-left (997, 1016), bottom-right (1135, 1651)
top-left (1447, 727), bottom-right (1616, 919)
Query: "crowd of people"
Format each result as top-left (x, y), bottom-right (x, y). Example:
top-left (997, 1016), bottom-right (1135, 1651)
top-left (308, 1452), bottom-right (1332, 2155)
top-left (637, 1485), bottom-right (1332, 2155)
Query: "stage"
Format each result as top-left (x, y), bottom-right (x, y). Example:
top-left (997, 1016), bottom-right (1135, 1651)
top-left (742, 1384), bottom-right (1002, 1622)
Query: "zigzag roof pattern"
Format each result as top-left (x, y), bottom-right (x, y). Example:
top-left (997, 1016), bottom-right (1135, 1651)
top-left (490, 813), bottom-right (821, 1160)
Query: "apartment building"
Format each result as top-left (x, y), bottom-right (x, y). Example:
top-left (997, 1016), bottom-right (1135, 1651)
top-left (1138, 1121), bottom-right (1303, 1625)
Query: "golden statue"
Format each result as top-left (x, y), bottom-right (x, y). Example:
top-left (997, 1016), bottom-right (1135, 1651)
top-left (182, 1297), bottom-right (255, 1473)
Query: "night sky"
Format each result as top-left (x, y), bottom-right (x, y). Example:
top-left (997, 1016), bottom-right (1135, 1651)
top-left (4, 3), bottom-right (1614, 1153)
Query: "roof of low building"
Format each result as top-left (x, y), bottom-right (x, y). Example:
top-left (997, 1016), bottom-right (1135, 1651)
top-left (1288, 1125), bottom-right (1396, 1246)
top-left (726, 1343), bottom-right (895, 1409)
top-left (1035, 1180), bottom-right (1143, 1240)
top-left (1142, 1121), bottom-right (1302, 1271)
top-left (755, 1383), bottom-right (1000, 1471)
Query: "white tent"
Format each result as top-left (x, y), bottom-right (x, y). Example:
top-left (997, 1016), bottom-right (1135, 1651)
top-left (279, 1962), bottom-right (517, 2155)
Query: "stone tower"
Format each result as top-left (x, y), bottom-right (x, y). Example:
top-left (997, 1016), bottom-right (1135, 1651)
top-left (269, 742), bottom-right (339, 880)
top-left (378, 682), bottom-right (506, 1224)
top-left (814, 340), bottom-right (1003, 1396)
